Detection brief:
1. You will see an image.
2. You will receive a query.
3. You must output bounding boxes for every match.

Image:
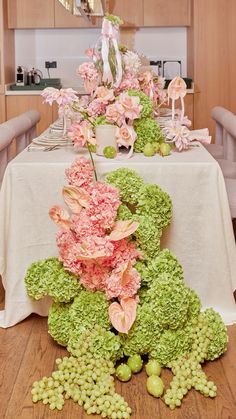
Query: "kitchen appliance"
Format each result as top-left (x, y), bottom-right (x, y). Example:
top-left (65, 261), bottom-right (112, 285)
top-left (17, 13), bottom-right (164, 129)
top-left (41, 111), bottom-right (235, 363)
top-left (16, 66), bottom-right (27, 86)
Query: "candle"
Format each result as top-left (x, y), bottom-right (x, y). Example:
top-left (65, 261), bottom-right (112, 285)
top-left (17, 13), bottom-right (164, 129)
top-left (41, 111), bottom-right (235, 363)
top-left (95, 124), bottom-right (118, 156)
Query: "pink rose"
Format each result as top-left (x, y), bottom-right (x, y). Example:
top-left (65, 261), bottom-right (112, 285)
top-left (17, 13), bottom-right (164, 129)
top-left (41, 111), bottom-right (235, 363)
top-left (106, 103), bottom-right (125, 126)
top-left (116, 125), bottom-right (137, 148)
top-left (118, 92), bottom-right (142, 120)
top-left (68, 120), bottom-right (95, 148)
top-left (94, 86), bottom-right (115, 103)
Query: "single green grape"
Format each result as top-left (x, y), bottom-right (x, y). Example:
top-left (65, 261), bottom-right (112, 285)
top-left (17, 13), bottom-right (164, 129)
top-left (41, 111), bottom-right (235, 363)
top-left (103, 146), bottom-right (117, 159)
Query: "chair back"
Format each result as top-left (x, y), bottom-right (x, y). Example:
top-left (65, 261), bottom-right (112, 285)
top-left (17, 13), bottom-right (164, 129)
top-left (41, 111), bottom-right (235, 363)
top-left (212, 106), bottom-right (236, 161)
top-left (0, 110), bottom-right (40, 183)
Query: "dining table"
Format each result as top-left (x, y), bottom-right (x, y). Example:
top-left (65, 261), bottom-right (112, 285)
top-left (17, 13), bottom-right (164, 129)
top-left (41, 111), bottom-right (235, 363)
top-left (0, 142), bottom-right (236, 328)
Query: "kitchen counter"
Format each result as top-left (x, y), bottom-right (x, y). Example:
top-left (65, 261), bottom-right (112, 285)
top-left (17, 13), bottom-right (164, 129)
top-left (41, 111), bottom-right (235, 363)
top-left (5, 84), bottom-right (195, 96)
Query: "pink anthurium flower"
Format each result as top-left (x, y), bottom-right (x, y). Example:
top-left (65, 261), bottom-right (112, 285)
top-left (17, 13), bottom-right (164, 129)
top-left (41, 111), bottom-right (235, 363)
top-left (63, 185), bottom-right (90, 214)
top-left (109, 297), bottom-right (137, 334)
top-left (109, 220), bottom-right (139, 241)
top-left (49, 205), bottom-right (72, 229)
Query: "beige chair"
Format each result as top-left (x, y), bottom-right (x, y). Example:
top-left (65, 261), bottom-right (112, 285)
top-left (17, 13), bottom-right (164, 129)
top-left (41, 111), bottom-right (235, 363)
top-left (0, 110), bottom-right (40, 183)
top-left (204, 106), bottom-right (236, 160)
top-left (209, 107), bottom-right (236, 219)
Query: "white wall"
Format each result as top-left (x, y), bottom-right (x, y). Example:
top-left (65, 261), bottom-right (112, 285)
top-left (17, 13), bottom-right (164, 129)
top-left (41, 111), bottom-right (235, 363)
top-left (15, 27), bottom-right (187, 89)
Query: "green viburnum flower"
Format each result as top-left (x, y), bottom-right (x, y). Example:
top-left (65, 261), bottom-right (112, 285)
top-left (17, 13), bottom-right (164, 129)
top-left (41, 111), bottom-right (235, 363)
top-left (25, 257), bottom-right (81, 303)
top-left (203, 308), bottom-right (228, 361)
top-left (68, 325), bottom-right (123, 362)
top-left (117, 204), bottom-right (133, 221)
top-left (133, 118), bottom-right (164, 152)
top-left (136, 184), bottom-right (172, 230)
top-left (106, 168), bottom-right (144, 205)
top-left (120, 304), bottom-right (162, 357)
top-left (93, 115), bottom-right (109, 126)
top-left (150, 325), bottom-right (193, 366)
top-left (48, 302), bottom-right (72, 346)
top-left (143, 249), bottom-right (184, 286)
top-left (128, 90), bottom-right (154, 118)
top-left (133, 214), bottom-right (162, 258)
top-left (70, 290), bottom-right (111, 332)
top-left (146, 273), bottom-right (190, 330)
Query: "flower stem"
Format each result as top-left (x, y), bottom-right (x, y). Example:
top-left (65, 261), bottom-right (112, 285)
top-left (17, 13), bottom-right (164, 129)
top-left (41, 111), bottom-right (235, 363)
top-left (88, 146), bottom-right (98, 181)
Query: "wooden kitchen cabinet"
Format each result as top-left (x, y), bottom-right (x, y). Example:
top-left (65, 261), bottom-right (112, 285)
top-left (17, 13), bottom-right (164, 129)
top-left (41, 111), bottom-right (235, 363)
top-left (8, 0), bottom-right (55, 28)
top-left (0, 94), bottom-right (6, 122)
top-left (108, 0), bottom-right (143, 27)
top-left (6, 95), bottom-right (58, 135)
top-left (143, 0), bottom-right (191, 27)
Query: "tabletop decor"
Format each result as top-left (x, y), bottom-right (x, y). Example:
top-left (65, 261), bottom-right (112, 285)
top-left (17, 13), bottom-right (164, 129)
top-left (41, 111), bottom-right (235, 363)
top-left (25, 157), bottom-right (228, 417)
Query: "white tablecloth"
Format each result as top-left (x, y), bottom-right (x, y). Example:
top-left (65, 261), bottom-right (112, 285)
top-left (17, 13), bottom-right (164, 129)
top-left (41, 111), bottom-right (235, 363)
top-left (0, 145), bottom-right (236, 327)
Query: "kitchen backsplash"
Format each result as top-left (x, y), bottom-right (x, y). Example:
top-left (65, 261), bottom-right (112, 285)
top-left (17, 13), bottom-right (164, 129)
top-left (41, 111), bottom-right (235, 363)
top-left (15, 27), bottom-right (187, 89)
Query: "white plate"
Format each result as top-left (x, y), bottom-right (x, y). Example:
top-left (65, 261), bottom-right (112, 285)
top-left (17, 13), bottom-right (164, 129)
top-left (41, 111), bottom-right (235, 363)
top-left (32, 137), bottom-right (72, 146)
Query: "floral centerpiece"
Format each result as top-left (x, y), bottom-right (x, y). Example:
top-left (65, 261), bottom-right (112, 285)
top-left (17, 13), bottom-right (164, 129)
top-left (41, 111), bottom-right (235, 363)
top-left (42, 13), bottom-right (170, 158)
top-left (26, 156), bottom-right (228, 417)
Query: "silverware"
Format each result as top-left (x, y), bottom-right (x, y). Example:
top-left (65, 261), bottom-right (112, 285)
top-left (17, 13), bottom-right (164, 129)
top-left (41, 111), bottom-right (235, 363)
top-left (43, 144), bottom-right (60, 151)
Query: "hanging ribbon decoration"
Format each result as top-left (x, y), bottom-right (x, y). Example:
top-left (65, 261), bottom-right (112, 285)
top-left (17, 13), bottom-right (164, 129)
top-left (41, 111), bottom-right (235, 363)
top-left (101, 18), bottom-right (123, 87)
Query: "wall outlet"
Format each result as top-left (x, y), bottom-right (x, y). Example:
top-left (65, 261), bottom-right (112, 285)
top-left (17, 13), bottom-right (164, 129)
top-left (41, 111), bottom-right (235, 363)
top-left (45, 61), bottom-right (57, 69)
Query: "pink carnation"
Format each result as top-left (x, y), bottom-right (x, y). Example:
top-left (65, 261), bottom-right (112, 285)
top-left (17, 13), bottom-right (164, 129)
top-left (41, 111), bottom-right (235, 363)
top-left (65, 157), bottom-right (94, 190)
top-left (79, 263), bottom-right (109, 292)
top-left (115, 73), bottom-right (140, 95)
top-left (77, 62), bottom-right (99, 81)
top-left (87, 99), bottom-right (107, 117)
top-left (105, 262), bottom-right (141, 300)
top-left (56, 229), bottom-right (83, 276)
top-left (102, 239), bottom-right (142, 269)
top-left (87, 182), bottom-right (121, 229)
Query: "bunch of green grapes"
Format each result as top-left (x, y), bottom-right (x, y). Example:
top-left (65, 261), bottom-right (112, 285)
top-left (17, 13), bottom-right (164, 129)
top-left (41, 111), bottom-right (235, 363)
top-left (31, 328), bottom-right (132, 418)
top-left (164, 355), bottom-right (217, 410)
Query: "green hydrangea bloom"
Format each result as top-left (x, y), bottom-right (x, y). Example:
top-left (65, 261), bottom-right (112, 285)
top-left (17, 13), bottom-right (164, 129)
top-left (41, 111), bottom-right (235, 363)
top-left (187, 289), bottom-right (201, 322)
top-left (133, 118), bottom-right (164, 152)
top-left (117, 204), bottom-right (133, 220)
top-left (68, 325), bottom-right (123, 362)
top-left (143, 249), bottom-right (184, 286)
top-left (133, 215), bottom-right (161, 258)
top-left (146, 273), bottom-right (190, 330)
top-left (120, 304), bottom-right (162, 356)
top-left (150, 325), bottom-right (193, 366)
top-left (106, 168), bottom-right (144, 204)
top-left (25, 257), bottom-right (81, 303)
top-left (136, 184), bottom-right (172, 230)
top-left (203, 308), bottom-right (228, 361)
top-left (48, 302), bottom-right (72, 346)
top-left (70, 290), bottom-right (111, 331)
top-left (128, 89), bottom-right (154, 118)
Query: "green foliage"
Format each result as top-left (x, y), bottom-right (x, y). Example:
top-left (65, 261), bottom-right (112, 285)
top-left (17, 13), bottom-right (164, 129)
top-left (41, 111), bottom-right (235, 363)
top-left (117, 204), bottom-right (133, 220)
top-left (133, 118), bottom-right (164, 152)
top-left (25, 257), bottom-right (82, 303)
top-left (48, 302), bottom-right (72, 346)
top-left (128, 89), bottom-right (154, 118)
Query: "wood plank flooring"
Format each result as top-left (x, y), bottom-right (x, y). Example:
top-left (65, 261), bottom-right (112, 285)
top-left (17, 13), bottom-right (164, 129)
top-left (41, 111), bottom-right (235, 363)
top-left (0, 311), bottom-right (236, 419)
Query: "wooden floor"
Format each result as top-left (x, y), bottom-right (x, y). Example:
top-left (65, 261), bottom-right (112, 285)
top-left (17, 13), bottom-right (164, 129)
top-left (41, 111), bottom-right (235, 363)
top-left (0, 302), bottom-right (236, 419)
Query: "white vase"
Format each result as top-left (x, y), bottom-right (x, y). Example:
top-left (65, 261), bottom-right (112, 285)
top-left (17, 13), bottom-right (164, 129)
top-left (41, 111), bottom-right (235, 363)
top-left (95, 124), bottom-right (118, 156)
